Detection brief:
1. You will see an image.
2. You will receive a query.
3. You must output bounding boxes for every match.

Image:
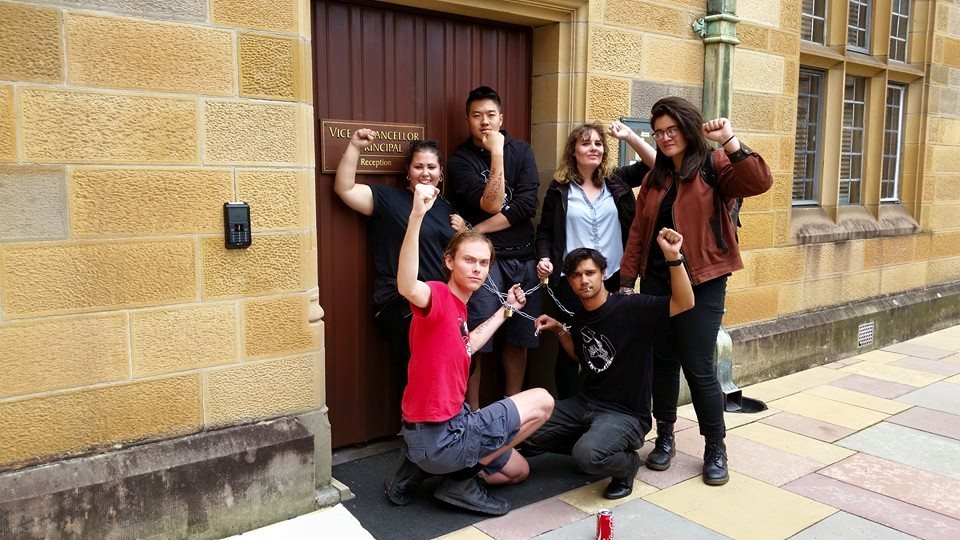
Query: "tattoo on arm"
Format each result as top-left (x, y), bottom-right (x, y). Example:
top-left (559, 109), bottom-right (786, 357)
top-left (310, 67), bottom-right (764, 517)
top-left (482, 170), bottom-right (504, 204)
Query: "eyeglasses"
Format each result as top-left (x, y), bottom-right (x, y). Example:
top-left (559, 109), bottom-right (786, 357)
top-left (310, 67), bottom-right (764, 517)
top-left (652, 126), bottom-right (680, 141)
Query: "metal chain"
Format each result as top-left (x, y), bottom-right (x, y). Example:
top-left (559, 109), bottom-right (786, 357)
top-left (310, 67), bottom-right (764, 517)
top-left (481, 276), bottom-right (576, 321)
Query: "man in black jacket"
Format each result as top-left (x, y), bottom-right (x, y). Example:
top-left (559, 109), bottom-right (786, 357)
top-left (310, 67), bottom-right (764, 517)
top-left (446, 86), bottom-right (541, 402)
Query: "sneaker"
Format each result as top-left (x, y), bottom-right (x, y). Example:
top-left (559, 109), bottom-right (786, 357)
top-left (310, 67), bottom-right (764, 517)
top-left (384, 442), bottom-right (427, 506)
top-left (702, 437), bottom-right (729, 486)
top-left (433, 475), bottom-right (510, 515)
top-left (645, 421), bottom-right (675, 471)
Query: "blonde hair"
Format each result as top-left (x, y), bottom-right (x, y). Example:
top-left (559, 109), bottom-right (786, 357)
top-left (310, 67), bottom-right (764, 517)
top-left (442, 229), bottom-right (495, 280)
top-left (553, 124), bottom-right (613, 187)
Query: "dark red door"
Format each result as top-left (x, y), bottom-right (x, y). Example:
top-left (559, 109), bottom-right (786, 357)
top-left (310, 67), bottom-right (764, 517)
top-left (313, 0), bottom-right (532, 447)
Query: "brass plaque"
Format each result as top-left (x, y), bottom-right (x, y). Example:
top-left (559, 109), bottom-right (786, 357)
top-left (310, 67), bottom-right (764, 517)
top-left (321, 120), bottom-right (425, 174)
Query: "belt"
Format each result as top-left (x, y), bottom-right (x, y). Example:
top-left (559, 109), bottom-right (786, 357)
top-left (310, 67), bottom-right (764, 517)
top-left (401, 419), bottom-right (444, 430)
top-left (498, 242), bottom-right (532, 252)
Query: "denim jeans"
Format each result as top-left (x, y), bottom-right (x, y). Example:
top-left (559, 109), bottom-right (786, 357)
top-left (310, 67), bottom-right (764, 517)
top-left (521, 395), bottom-right (643, 479)
top-left (641, 275), bottom-right (727, 438)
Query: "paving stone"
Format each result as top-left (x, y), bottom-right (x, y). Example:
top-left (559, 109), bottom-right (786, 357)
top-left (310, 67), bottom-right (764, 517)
top-left (635, 447), bottom-right (702, 489)
top-left (942, 353), bottom-right (960, 365)
top-left (851, 350), bottom-right (909, 364)
top-left (675, 403), bottom-right (778, 429)
top-left (534, 497), bottom-right (725, 539)
top-left (790, 510), bottom-right (919, 539)
top-left (730, 422), bottom-right (855, 465)
top-left (803, 386), bottom-right (913, 415)
top-left (740, 367), bottom-right (849, 403)
top-left (759, 412), bottom-right (856, 443)
top-left (882, 342), bottom-right (955, 360)
top-left (906, 335), bottom-right (960, 353)
top-left (557, 478), bottom-right (657, 514)
top-left (474, 498), bottom-right (585, 540)
top-left (645, 473), bottom-right (835, 539)
top-left (948, 373), bottom-right (960, 384)
top-left (837, 422), bottom-right (960, 479)
top-left (675, 430), bottom-right (825, 486)
top-left (768, 393), bottom-right (889, 430)
top-left (887, 407), bottom-right (960, 441)
top-left (784, 473), bottom-right (960, 539)
top-left (822, 358), bottom-right (860, 369)
top-left (890, 357), bottom-right (960, 377)
top-left (436, 526), bottom-right (496, 540)
top-left (828, 374), bottom-right (918, 399)
top-left (839, 362), bottom-right (943, 387)
top-left (819, 453), bottom-right (960, 520)
top-left (896, 382), bottom-right (960, 415)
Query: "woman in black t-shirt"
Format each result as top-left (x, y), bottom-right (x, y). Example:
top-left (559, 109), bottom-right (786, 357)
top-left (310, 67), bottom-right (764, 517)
top-left (334, 129), bottom-right (460, 376)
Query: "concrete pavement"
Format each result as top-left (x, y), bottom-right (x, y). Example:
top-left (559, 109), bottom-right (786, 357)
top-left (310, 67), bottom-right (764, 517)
top-left (237, 323), bottom-right (960, 539)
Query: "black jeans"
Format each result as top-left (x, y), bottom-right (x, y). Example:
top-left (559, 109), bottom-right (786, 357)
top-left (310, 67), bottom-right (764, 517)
top-left (641, 275), bottom-right (727, 438)
top-left (522, 395), bottom-right (643, 479)
top-left (372, 298), bottom-right (412, 387)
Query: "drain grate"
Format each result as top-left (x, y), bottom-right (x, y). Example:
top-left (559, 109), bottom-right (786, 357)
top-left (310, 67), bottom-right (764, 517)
top-left (858, 321), bottom-right (875, 347)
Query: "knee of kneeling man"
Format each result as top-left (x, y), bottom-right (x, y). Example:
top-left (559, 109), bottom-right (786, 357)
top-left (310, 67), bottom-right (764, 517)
top-left (571, 446), bottom-right (607, 475)
top-left (535, 388), bottom-right (555, 414)
top-left (504, 459), bottom-right (530, 483)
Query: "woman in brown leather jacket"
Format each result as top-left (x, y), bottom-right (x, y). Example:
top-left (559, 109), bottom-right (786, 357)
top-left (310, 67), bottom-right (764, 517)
top-left (619, 97), bottom-right (773, 485)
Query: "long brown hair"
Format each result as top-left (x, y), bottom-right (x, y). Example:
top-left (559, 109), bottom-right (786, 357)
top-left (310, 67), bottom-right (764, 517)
top-left (648, 97), bottom-right (712, 189)
top-left (442, 229), bottom-right (495, 280)
top-left (553, 124), bottom-right (612, 187)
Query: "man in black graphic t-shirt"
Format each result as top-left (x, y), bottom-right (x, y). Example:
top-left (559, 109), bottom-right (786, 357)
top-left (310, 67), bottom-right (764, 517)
top-left (525, 228), bottom-right (694, 500)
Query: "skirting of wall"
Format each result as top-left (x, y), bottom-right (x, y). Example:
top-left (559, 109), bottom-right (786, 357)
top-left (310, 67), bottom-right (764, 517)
top-left (729, 279), bottom-right (960, 388)
top-left (0, 417), bottom-right (318, 539)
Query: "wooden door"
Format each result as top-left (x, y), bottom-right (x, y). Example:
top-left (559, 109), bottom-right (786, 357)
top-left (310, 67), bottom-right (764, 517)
top-left (313, 0), bottom-right (532, 447)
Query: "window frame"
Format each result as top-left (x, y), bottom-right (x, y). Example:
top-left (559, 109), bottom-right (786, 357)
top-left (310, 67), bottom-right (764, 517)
top-left (889, 0), bottom-right (911, 63)
top-left (881, 83), bottom-right (906, 203)
top-left (840, 74), bottom-right (867, 206)
top-left (793, 68), bottom-right (827, 206)
top-left (847, 0), bottom-right (873, 53)
top-left (801, 0), bottom-right (828, 45)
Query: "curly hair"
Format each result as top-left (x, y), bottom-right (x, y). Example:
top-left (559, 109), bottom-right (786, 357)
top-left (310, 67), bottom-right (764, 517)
top-left (553, 124), bottom-right (613, 187)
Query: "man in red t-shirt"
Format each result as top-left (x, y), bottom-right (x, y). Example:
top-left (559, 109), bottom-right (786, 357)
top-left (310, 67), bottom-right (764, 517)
top-left (385, 184), bottom-right (554, 516)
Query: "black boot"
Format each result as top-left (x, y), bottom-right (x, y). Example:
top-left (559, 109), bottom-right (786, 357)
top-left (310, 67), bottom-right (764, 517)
top-left (604, 453), bottom-right (641, 499)
top-left (702, 436), bottom-right (729, 486)
top-left (384, 441), bottom-right (427, 506)
top-left (433, 474), bottom-right (511, 515)
top-left (645, 421), bottom-right (676, 471)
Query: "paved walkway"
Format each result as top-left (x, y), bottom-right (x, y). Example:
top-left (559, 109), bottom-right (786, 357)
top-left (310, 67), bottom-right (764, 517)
top-left (238, 323), bottom-right (960, 539)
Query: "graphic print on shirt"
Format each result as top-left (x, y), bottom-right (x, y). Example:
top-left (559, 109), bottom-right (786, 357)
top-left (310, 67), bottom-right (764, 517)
top-left (459, 316), bottom-right (473, 357)
top-left (480, 168), bottom-right (513, 212)
top-left (580, 327), bottom-right (615, 373)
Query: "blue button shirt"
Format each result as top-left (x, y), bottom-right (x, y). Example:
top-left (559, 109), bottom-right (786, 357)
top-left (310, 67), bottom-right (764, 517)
top-left (564, 181), bottom-right (623, 279)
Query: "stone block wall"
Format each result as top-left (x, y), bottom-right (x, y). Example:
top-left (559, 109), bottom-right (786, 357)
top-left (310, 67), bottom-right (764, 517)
top-left (574, 0), bottom-right (960, 328)
top-left (0, 0), bottom-right (323, 474)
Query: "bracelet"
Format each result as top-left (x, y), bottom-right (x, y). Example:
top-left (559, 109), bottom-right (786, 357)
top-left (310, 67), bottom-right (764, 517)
top-left (721, 134), bottom-right (736, 147)
top-left (556, 325), bottom-right (569, 337)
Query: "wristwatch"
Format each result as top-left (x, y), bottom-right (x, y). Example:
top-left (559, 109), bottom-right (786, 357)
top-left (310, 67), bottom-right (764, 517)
top-left (666, 254), bottom-right (685, 267)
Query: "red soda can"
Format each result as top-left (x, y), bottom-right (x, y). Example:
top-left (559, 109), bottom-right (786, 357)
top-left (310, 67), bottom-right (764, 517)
top-left (596, 508), bottom-right (613, 540)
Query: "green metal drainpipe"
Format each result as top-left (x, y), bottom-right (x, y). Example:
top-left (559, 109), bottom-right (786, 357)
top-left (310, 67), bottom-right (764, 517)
top-left (695, 2), bottom-right (770, 413)
top-left (694, 0), bottom-right (741, 120)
